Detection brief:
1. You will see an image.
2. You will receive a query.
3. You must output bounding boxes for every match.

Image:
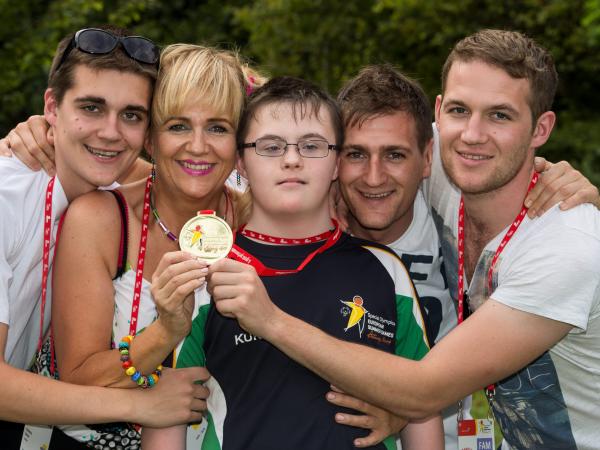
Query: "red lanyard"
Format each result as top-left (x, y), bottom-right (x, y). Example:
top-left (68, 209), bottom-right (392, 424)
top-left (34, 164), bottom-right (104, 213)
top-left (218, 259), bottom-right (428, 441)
top-left (38, 176), bottom-right (162, 362)
top-left (130, 176), bottom-right (152, 336)
top-left (131, 179), bottom-right (228, 335)
top-left (40, 177), bottom-right (149, 340)
top-left (39, 177), bottom-right (55, 351)
top-left (228, 220), bottom-right (341, 276)
top-left (128, 177), bottom-right (178, 368)
top-left (456, 172), bottom-right (538, 324)
top-left (457, 173), bottom-right (537, 394)
top-left (239, 226), bottom-right (334, 245)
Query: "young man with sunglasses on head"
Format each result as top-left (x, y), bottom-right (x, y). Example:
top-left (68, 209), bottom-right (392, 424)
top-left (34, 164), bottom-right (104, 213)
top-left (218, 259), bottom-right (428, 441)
top-left (0, 26), bottom-right (208, 449)
top-left (208, 30), bottom-right (600, 449)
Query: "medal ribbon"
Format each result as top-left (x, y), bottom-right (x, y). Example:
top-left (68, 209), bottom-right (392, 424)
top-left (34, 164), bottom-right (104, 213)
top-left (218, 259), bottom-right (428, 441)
top-left (239, 225), bottom-right (333, 245)
top-left (228, 220), bottom-right (341, 276)
top-left (130, 176), bottom-right (152, 336)
top-left (457, 172), bottom-right (538, 394)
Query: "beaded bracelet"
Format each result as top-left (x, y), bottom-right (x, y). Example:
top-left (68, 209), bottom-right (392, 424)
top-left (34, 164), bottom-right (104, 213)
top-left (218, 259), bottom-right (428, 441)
top-left (119, 335), bottom-right (163, 388)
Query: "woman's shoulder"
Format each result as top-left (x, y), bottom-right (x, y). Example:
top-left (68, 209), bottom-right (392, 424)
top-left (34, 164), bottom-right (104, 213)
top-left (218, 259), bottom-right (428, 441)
top-left (65, 178), bottom-right (148, 233)
top-left (64, 190), bottom-right (124, 236)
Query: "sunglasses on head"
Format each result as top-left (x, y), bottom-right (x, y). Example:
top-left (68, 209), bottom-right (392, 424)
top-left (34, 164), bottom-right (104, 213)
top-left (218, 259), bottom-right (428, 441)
top-left (56, 28), bottom-right (160, 71)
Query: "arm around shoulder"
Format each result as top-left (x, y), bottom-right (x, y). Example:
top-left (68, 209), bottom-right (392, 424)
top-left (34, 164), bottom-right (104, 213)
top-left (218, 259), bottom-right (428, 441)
top-left (1, 323), bottom-right (207, 425)
top-left (250, 294), bottom-right (573, 419)
top-left (0, 323), bottom-right (127, 424)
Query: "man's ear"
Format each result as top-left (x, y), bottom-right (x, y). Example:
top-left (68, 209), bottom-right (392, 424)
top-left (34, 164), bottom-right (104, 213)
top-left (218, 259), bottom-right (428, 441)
top-left (531, 111), bottom-right (556, 149)
top-left (434, 95), bottom-right (442, 130)
top-left (44, 88), bottom-right (58, 126)
top-left (422, 138), bottom-right (433, 179)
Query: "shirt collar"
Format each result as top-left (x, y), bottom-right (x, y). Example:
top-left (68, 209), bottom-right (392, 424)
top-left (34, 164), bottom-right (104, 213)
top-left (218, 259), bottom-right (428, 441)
top-left (52, 176), bottom-right (70, 222)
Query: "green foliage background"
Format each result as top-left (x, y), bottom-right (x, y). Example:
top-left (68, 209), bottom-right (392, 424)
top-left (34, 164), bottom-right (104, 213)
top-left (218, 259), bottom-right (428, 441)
top-left (0, 0), bottom-right (598, 183)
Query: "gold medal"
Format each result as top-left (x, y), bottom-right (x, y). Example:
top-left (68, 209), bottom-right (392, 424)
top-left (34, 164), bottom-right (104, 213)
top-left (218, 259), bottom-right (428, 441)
top-left (179, 211), bottom-right (233, 263)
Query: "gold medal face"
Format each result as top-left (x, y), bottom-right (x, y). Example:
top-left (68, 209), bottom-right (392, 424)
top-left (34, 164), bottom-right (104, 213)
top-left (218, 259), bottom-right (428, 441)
top-left (179, 213), bottom-right (233, 263)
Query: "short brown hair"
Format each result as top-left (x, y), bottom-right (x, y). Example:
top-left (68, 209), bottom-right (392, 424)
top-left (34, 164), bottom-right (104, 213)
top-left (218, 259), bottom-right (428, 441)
top-left (48, 25), bottom-right (158, 106)
top-left (237, 76), bottom-right (343, 150)
top-left (337, 64), bottom-right (433, 152)
top-left (441, 29), bottom-right (558, 122)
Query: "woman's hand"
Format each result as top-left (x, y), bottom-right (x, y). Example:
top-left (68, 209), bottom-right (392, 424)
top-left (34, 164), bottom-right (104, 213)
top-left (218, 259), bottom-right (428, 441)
top-left (151, 251), bottom-right (208, 340)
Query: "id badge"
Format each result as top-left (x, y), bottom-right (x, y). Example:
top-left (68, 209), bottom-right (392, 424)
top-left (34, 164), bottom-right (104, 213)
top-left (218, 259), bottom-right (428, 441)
top-left (458, 418), bottom-right (495, 450)
top-left (20, 424), bottom-right (53, 450)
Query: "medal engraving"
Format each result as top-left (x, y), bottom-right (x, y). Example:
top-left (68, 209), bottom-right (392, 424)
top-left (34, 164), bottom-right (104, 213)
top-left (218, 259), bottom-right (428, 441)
top-left (179, 212), bottom-right (233, 263)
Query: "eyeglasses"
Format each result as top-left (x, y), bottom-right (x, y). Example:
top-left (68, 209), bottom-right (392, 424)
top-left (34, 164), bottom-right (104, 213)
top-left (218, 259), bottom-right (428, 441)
top-left (56, 28), bottom-right (160, 71)
top-left (240, 137), bottom-right (338, 158)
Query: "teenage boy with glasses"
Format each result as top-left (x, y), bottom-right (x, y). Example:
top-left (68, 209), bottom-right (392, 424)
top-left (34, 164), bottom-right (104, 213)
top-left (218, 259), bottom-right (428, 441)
top-left (0, 25), bottom-right (208, 448)
top-left (144, 76), bottom-right (443, 449)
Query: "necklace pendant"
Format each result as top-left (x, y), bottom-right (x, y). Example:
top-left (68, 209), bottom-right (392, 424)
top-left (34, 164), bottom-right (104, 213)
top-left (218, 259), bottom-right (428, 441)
top-left (179, 210), bottom-right (233, 263)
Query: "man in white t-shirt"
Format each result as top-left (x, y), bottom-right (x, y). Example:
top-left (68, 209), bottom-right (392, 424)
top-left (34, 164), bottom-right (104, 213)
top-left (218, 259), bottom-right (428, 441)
top-left (0, 26), bottom-right (206, 440)
top-left (208, 29), bottom-right (600, 450)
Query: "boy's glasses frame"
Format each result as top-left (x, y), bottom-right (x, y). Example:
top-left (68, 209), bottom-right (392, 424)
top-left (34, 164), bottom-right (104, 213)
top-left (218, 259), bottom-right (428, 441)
top-left (240, 137), bottom-right (338, 158)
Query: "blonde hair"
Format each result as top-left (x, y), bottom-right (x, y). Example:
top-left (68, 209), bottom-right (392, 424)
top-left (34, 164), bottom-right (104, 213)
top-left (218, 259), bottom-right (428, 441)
top-left (242, 64), bottom-right (269, 95)
top-left (152, 44), bottom-right (246, 129)
top-left (234, 64), bottom-right (267, 223)
top-left (225, 188), bottom-right (252, 229)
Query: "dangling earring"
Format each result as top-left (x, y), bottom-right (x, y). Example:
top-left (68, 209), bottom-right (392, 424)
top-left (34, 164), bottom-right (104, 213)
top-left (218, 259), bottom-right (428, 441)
top-left (236, 170), bottom-right (241, 187)
top-left (150, 156), bottom-right (156, 183)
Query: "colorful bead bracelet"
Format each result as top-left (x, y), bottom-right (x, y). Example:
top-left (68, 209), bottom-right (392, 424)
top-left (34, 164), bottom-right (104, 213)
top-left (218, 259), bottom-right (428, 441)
top-left (119, 335), bottom-right (163, 388)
